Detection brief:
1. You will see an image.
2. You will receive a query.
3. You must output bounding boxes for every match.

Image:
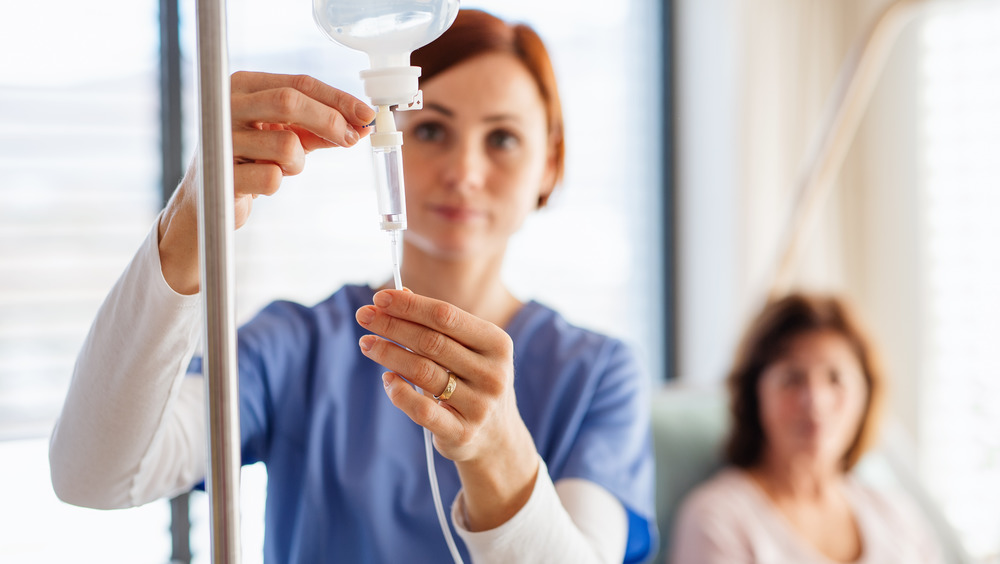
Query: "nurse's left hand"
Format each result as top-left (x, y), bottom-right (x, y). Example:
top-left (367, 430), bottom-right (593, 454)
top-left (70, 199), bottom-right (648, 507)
top-left (355, 289), bottom-right (540, 529)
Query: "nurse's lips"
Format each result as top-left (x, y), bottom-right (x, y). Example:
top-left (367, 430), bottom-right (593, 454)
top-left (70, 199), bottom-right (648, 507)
top-left (430, 204), bottom-right (484, 222)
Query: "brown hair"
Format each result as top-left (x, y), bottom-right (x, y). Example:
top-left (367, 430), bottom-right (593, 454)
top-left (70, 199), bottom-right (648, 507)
top-left (411, 9), bottom-right (565, 206)
top-left (724, 293), bottom-right (886, 471)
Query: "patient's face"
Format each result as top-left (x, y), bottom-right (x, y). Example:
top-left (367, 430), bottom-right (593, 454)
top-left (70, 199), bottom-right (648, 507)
top-left (757, 330), bottom-right (868, 470)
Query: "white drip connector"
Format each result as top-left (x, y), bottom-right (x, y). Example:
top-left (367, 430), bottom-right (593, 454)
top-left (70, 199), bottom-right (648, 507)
top-left (371, 104), bottom-right (404, 149)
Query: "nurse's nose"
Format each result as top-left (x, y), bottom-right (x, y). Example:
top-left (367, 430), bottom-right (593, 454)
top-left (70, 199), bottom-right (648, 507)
top-left (441, 137), bottom-right (486, 192)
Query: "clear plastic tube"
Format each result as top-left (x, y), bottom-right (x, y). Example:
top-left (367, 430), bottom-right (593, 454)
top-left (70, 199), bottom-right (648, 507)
top-left (389, 230), bottom-right (402, 291)
top-left (372, 143), bottom-right (407, 231)
top-left (424, 426), bottom-right (463, 562)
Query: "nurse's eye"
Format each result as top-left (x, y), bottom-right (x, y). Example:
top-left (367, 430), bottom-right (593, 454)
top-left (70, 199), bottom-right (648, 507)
top-left (487, 129), bottom-right (520, 151)
top-left (413, 122), bottom-right (446, 143)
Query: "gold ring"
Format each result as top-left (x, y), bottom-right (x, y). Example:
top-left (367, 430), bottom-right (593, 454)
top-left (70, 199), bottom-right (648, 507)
top-left (434, 371), bottom-right (457, 401)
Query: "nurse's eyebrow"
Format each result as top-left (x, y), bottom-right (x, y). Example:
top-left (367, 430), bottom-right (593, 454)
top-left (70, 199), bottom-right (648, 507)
top-left (422, 103), bottom-right (522, 124)
top-left (483, 113), bottom-right (521, 123)
top-left (423, 103), bottom-right (453, 116)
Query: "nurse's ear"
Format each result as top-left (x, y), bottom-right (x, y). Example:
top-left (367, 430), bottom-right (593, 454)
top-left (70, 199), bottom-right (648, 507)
top-left (536, 143), bottom-right (559, 209)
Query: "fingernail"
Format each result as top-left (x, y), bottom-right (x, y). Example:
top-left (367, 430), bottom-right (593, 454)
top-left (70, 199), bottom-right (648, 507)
top-left (373, 291), bottom-right (391, 308)
top-left (355, 102), bottom-right (375, 121)
top-left (345, 128), bottom-right (359, 144)
top-left (359, 335), bottom-right (376, 352)
top-left (382, 372), bottom-right (395, 389)
top-left (356, 307), bottom-right (375, 325)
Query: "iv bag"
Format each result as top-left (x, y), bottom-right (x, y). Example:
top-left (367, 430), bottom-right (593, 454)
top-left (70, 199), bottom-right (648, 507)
top-left (313, 0), bottom-right (460, 69)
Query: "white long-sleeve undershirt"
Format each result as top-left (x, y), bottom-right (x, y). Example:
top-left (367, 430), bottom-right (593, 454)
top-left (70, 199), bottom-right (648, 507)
top-left (48, 216), bottom-right (628, 563)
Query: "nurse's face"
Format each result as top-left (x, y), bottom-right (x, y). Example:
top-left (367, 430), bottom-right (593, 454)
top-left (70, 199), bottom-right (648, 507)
top-left (757, 330), bottom-right (869, 470)
top-left (395, 52), bottom-right (556, 261)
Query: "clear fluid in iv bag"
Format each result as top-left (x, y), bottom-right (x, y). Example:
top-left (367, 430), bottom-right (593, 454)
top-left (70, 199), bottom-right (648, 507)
top-left (325, 12), bottom-right (435, 53)
top-left (313, 0), bottom-right (458, 63)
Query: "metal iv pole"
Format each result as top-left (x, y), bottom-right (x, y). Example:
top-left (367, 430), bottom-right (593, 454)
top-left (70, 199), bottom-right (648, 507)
top-left (195, 0), bottom-right (242, 561)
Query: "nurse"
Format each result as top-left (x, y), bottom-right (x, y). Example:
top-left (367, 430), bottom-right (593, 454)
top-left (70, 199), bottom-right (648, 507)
top-left (50, 9), bottom-right (656, 563)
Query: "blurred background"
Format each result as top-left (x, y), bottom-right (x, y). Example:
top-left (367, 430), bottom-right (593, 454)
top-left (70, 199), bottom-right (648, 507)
top-left (0, 0), bottom-right (996, 562)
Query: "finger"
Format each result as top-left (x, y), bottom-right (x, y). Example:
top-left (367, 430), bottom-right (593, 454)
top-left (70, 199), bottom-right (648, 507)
top-left (358, 333), bottom-right (460, 397)
top-left (286, 124), bottom-right (369, 154)
top-left (371, 290), bottom-right (511, 355)
top-left (232, 87), bottom-right (362, 149)
top-left (234, 162), bottom-right (282, 197)
top-left (231, 71), bottom-right (375, 126)
top-left (232, 129), bottom-right (306, 176)
top-left (254, 122), bottom-right (365, 155)
top-left (356, 304), bottom-right (486, 384)
top-left (381, 372), bottom-right (463, 437)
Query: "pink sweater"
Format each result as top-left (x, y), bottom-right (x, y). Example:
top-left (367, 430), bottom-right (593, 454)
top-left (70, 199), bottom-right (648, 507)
top-left (670, 468), bottom-right (944, 564)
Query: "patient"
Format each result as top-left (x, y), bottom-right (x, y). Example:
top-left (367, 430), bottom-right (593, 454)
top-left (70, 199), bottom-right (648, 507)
top-left (670, 293), bottom-right (944, 563)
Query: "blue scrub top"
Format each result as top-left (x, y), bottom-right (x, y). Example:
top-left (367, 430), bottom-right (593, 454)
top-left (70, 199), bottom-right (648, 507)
top-left (194, 284), bottom-right (656, 563)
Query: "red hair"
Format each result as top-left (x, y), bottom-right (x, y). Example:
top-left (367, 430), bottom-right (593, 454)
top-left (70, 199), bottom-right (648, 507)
top-left (411, 9), bottom-right (565, 204)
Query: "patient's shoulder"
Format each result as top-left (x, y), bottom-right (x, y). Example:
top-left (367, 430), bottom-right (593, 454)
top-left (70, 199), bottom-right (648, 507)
top-left (670, 467), bottom-right (764, 563)
top-left (685, 467), bottom-right (754, 502)
top-left (676, 467), bottom-right (762, 526)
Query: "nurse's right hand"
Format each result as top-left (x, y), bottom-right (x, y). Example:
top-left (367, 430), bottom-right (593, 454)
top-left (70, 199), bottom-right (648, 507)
top-left (157, 72), bottom-right (375, 295)
top-left (229, 71), bottom-right (374, 223)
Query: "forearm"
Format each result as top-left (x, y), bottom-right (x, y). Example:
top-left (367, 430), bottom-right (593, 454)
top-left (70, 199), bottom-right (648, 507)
top-left (453, 457), bottom-right (628, 564)
top-left (49, 215), bottom-right (205, 509)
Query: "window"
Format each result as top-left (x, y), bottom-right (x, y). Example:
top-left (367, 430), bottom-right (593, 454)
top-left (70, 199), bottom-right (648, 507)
top-left (0, 2), bottom-right (172, 561)
top-left (0, 2), bottom-right (161, 440)
top-left (919, 3), bottom-right (1000, 561)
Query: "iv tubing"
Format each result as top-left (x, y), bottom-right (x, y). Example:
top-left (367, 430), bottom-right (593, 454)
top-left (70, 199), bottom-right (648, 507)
top-left (379, 109), bottom-right (462, 563)
top-left (390, 277), bottom-right (463, 562)
top-left (389, 231), bottom-right (402, 290)
top-left (424, 426), bottom-right (464, 563)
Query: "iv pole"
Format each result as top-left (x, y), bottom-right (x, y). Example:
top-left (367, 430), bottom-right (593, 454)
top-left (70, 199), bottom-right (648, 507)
top-left (195, 0), bottom-right (242, 561)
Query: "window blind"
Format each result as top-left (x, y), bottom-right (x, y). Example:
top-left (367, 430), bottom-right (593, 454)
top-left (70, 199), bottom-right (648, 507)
top-left (0, 8), bottom-right (160, 441)
top-left (0, 3), bottom-right (171, 561)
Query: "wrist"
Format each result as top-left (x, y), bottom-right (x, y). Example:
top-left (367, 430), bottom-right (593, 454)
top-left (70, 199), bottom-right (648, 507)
top-left (157, 184), bottom-right (201, 295)
top-left (455, 424), bottom-right (539, 531)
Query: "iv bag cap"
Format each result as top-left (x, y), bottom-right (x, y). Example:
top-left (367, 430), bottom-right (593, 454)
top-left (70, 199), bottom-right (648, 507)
top-left (360, 66), bottom-right (421, 107)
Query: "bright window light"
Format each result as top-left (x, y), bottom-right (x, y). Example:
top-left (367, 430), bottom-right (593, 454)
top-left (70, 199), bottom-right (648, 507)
top-left (919, 2), bottom-right (1000, 561)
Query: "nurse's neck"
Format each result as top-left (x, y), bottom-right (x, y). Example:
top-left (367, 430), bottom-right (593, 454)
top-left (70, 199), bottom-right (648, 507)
top-left (389, 246), bottom-right (522, 329)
